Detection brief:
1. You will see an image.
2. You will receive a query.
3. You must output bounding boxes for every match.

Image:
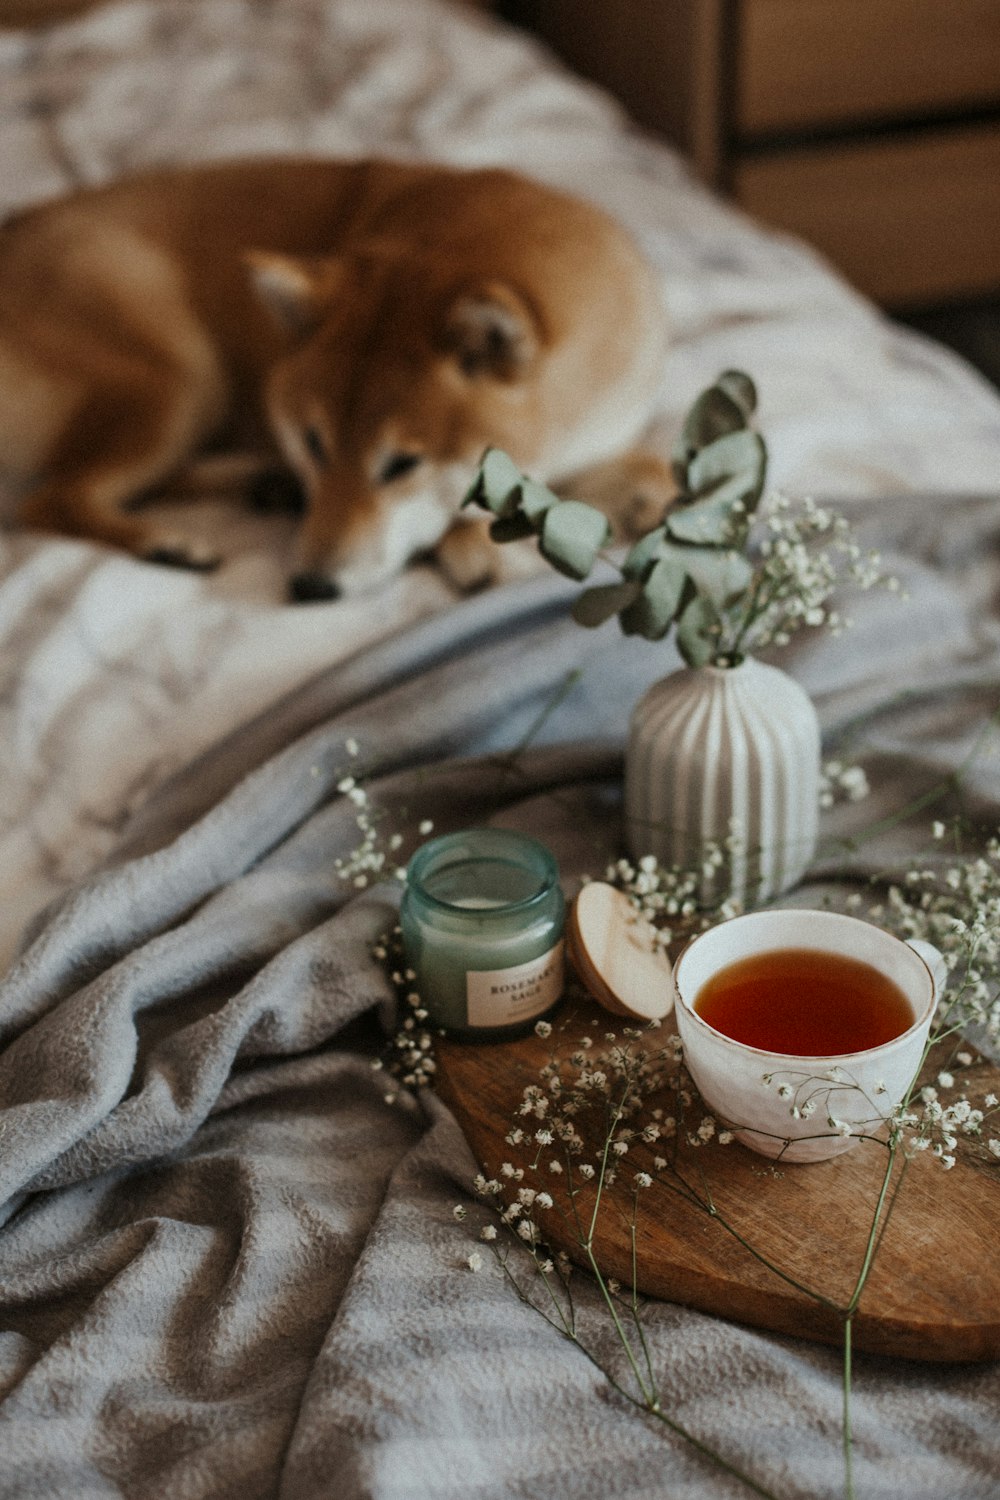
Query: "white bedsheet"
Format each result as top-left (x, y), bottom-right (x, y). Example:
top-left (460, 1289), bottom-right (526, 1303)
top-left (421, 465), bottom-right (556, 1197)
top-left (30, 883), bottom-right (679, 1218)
top-left (1, 0), bottom-right (999, 966)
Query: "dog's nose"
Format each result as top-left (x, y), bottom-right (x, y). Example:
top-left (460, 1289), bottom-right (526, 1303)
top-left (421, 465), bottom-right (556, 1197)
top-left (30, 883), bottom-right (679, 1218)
top-left (289, 571), bottom-right (342, 603)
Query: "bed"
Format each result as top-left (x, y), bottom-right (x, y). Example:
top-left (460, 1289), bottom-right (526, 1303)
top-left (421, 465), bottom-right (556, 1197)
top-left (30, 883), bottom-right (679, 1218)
top-left (0, 2), bottom-right (998, 1496)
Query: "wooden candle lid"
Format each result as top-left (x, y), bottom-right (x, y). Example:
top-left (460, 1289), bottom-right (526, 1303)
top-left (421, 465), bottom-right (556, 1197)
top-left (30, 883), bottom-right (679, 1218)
top-left (567, 881), bottom-right (674, 1021)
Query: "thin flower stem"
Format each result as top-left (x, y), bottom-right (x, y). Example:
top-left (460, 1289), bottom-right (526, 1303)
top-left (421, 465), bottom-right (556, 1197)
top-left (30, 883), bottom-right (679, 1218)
top-left (587, 1095), bottom-right (626, 1247)
top-left (843, 1319), bottom-right (855, 1500)
top-left (847, 1144), bottom-right (899, 1316)
top-left (628, 1206), bottom-right (659, 1397)
top-left (561, 1341), bottom-right (785, 1500)
top-left (584, 1245), bottom-right (655, 1406)
top-left (498, 668), bottom-right (584, 764)
top-left (666, 1166), bottom-right (844, 1312)
top-left (829, 703), bottom-right (1000, 857)
top-left (536, 1259), bottom-right (576, 1339)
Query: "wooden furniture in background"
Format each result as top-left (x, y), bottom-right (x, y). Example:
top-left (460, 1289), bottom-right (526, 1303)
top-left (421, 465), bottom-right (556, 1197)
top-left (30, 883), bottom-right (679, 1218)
top-left (501, 0), bottom-right (1000, 309)
top-left (0, 0), bottom-right (109, 24)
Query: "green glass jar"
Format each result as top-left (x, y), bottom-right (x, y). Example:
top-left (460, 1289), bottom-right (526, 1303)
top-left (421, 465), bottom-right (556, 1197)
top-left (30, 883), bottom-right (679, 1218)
top-left (400, 828), bottom-right (566, 1040)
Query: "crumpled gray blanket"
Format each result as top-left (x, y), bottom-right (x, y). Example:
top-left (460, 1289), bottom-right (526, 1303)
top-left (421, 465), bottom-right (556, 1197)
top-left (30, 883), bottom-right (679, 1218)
top-left (1, 493), bottom-right (999, 1500)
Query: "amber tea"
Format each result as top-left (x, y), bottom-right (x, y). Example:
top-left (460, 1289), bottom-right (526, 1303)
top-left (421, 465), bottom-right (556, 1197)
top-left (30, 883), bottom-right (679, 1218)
top-left (693, 947), bottom-right (915, 1056)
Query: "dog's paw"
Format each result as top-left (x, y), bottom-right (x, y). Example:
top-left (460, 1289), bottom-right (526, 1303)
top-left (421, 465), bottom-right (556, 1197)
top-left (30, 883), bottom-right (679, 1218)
top-left (559, 450), bottom-right (679, 542)
top-left (144, 536), bottom-right (221, 572)
top-left (436, 517), bottom-right (545, 592)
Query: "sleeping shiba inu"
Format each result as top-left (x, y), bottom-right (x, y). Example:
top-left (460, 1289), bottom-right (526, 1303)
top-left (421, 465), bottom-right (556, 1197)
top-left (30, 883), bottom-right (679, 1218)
top-left (0, 157), bottom-right (671, 599)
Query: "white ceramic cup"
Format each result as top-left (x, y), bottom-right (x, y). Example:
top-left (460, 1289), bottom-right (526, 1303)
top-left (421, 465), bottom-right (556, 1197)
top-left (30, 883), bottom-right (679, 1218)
top-left (672, 909), bottom-right (946, 1162)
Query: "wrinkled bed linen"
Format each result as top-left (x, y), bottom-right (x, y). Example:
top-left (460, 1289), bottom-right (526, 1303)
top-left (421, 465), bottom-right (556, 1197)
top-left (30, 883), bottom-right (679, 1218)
top-left (3, 0), bottom-right (1000, 965)
top-left (1, 492), bottom-right (1000, 1500)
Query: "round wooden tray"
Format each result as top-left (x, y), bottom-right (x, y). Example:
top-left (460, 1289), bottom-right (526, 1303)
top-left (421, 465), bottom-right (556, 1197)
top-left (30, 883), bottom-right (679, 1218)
top-left (435, 992), bottom-right (1000, 1363)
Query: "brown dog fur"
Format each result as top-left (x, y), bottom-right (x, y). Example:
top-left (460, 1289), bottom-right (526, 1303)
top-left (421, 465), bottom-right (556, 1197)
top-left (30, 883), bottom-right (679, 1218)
top-left (0, 157), bottom-right (672, 597)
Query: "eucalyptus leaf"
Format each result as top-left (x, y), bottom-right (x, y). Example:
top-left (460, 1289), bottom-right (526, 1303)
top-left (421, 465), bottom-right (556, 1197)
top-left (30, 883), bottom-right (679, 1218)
top-left (619, 552), bottom-right (690, 639)
top-left (466, 448), bottom-right (524, 518)
top-left (681, 547), bottom-right (753, 609)
top-left (672, 386), bottom-right (746, 477)
top-left (540, 500), bottom-right (610, 580)
top-left (667, 479), bottom-right (763, 548)
top-left (676, 594), bottom-right (721, 667)
top-left (666, 486), bottom-right (744, 546)
top-left (622, 524), bottom-right (667, 581)
top-left (716, 370), bottom-right (757, 419)
top-left (518, 478), bottom-right (561, 526)
top-left (687, 429), bottom-right (767, 506)
top-left (571, 579), bottom-right (643, 628)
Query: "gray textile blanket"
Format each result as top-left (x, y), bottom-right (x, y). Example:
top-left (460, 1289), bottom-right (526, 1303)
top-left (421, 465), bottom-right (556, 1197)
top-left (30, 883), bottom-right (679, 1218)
top-left (2, 493), bottom-right (1000, 1500)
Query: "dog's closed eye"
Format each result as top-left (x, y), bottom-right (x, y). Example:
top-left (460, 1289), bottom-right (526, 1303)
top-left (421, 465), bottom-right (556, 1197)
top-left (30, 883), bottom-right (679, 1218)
top-left (378, 451), bottom-right (423, 485)
top-left (304, 426), bottom-right (328, 466)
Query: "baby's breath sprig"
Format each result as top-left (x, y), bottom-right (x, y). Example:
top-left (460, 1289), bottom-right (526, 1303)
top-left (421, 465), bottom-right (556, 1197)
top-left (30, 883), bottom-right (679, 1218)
top-left (710, 492), bottom-right (893, 665)
top-left (370, 925), bottom-right (438, 1099)
top-left (326, 754), bottom-right (439, 1099)
top-left (867, 822), bottom-right (1000, 1054)
top-left (604, 841), bottom-right (744, 952)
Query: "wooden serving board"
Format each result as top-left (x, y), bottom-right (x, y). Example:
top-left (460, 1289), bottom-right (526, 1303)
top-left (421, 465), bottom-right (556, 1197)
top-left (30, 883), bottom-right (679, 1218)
top-left (435, 993), bottom-right (1000, 1363)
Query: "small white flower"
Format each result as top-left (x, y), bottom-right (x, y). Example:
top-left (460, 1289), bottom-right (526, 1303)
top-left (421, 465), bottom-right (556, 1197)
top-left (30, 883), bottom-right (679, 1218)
top-left (418, 819), bottom-right (434, 836)
top-left (937, 1072), bottom-right (954, 1090)
top-left (481, 1224), bottom-right (498, 1241)
top-left (452, 1205), bottom-right (467, 1221)
top-left (467, 1251), bottom-right (484, 1272)
top-left (534, 1020), bottom-right (553, 1038)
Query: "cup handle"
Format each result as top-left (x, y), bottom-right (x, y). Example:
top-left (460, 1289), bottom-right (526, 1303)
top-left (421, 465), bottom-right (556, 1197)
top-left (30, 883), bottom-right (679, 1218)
top-left (905, 938), bottom-right (947, 1006)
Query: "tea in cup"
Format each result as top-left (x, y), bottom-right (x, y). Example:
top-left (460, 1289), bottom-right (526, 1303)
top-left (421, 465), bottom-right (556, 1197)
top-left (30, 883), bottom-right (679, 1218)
top-left (672, 909), bottom-right (946, 1162)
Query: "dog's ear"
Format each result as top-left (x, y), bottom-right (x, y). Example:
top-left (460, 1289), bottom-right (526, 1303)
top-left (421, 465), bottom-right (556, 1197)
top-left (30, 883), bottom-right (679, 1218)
top-left (246, 251), bottom-right (344, 337)
top-left (441, 282), bottom-right (540, 381)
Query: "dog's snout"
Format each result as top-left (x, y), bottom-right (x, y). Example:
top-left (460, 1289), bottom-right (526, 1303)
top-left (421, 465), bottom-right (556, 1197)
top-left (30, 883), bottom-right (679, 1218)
top-left (289, 570), bottom-right (342, 603)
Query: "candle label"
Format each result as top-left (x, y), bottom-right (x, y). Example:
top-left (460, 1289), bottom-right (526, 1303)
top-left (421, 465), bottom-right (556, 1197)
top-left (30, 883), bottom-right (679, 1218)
top-left (466, 941), bottom-right (565, 1029)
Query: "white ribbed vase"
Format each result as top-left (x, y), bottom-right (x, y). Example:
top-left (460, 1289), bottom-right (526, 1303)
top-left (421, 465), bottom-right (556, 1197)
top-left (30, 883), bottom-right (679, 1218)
top-left (624, 658), bottom-right (820, 906)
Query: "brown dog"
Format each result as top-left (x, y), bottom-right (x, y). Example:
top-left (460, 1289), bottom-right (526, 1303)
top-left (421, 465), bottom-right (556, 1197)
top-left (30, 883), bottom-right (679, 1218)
top-left (0, 157), bottom-right (671, 599)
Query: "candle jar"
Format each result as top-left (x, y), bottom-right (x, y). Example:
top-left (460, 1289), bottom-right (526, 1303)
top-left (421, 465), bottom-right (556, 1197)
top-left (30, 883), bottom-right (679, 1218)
top-left (400, 828), bottom-right (566, 1040)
